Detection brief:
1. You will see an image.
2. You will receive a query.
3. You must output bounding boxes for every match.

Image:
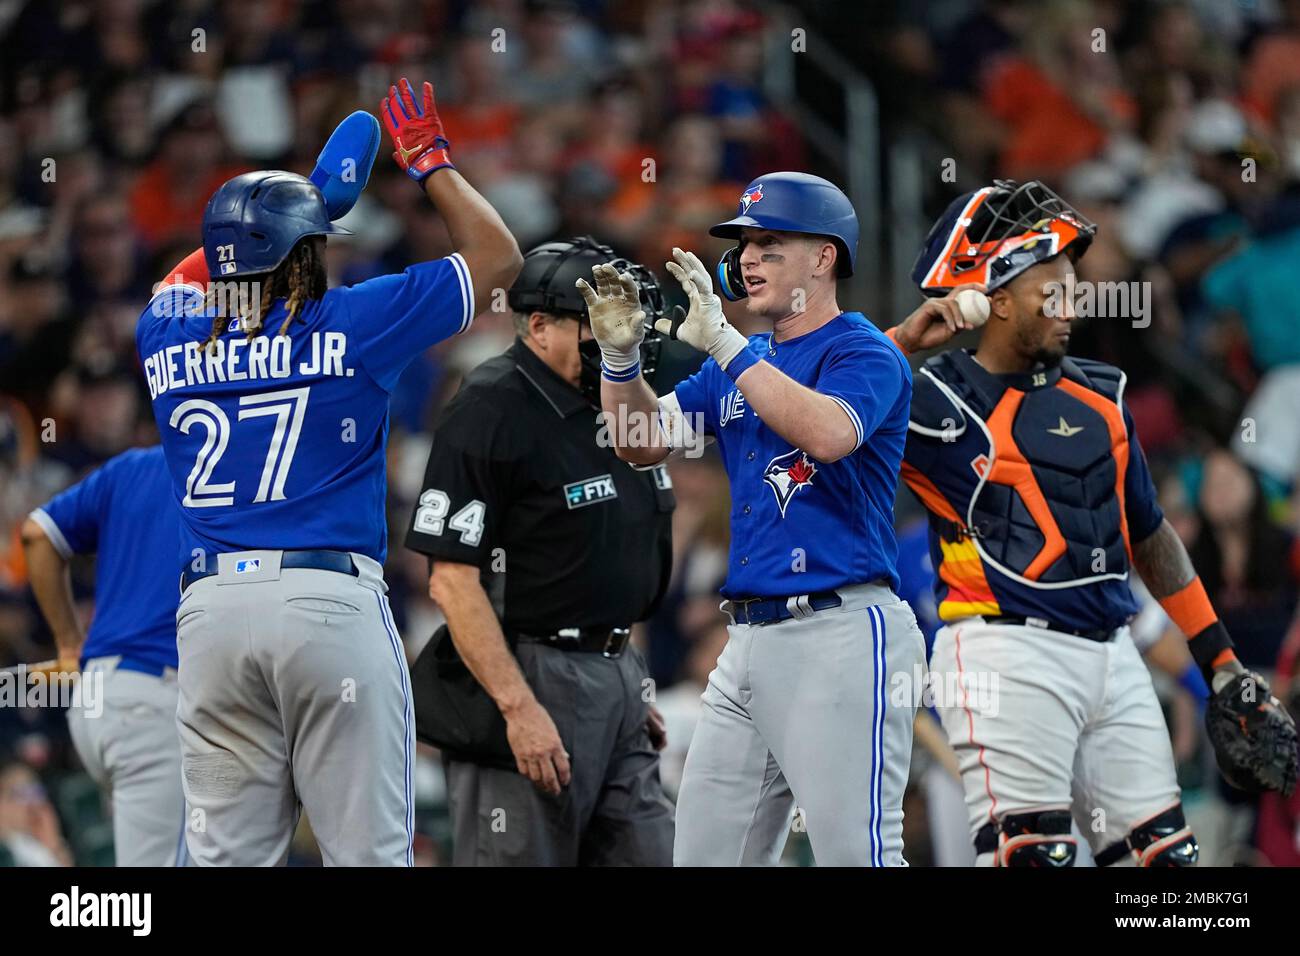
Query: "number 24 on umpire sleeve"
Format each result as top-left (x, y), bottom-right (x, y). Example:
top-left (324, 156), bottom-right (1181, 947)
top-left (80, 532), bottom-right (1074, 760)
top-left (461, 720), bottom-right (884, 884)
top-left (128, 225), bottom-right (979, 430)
top-left (415, 489), bottom-right (486, 546)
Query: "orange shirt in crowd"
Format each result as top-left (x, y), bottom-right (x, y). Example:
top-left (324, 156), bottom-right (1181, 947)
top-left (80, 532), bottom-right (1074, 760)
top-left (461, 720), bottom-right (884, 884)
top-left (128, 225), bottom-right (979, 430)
top-left (129, 162), bottom-right (248, 250)
top-left (437, 103), bottom-right (520, 157)
top-left (982, 57), bottom-right (1134, 180)
top-left (1242, 33), bottom-right (1300, 125)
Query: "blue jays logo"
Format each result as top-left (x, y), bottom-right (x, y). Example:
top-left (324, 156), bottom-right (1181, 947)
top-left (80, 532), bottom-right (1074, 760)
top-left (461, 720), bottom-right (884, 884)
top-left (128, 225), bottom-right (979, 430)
top-left (739, 183), bottom-right (764, 214)
top-left (763, 449), bottom-right (817, 518)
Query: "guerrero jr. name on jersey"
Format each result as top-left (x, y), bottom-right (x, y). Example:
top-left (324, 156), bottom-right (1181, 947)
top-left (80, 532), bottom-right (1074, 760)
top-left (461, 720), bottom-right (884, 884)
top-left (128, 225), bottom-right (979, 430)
top-left (763, 448), bottom-right (817, 518)
top-left (141, 332), bottom-right (354, 400)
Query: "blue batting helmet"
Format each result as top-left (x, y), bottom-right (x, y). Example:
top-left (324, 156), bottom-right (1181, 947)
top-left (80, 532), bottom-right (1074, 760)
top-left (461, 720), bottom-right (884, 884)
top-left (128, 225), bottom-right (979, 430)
top-left (709, 171), bottom-right (858, 299)
top-left (202, 171), bottom-right (351, 279)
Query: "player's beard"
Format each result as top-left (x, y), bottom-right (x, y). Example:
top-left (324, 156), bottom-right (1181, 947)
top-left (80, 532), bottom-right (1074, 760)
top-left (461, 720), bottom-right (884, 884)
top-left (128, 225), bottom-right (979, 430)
top-left (1018, 320), bottom-right (1068, 368)
top-left (1030, 343), bottom-right (1067, 368)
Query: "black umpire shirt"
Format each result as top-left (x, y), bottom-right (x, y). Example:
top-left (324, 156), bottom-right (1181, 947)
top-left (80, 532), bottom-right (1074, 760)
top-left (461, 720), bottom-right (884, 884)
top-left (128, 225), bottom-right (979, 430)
top-left (405, 338), bottom-right (675, 633)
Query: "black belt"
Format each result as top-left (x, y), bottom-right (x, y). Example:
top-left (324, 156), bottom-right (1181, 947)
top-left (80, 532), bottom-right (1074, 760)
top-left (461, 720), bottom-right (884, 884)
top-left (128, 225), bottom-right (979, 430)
top-left (726, 591), bottom-right (842, 626)
top-left (984, 615), bottom-right (1117, 643)
top-left (180, 549), bottom-right (359, 591)
top-left (515, 627), bottom-right (631, 658)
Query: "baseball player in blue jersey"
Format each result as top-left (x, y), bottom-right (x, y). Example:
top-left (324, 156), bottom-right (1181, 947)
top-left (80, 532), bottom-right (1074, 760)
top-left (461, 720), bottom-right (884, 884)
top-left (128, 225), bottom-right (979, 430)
top-left (22, 446), bottom-right (187, 866)
top-left (579, 171), bottom-right (927, 866)
top-left (135, 77), bottom-right (522, 866)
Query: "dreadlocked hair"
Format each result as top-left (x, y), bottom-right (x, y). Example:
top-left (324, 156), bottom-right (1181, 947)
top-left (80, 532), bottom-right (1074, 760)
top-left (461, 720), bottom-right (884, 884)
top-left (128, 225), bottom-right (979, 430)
top-left (202, 238), bottom-right (327, 354)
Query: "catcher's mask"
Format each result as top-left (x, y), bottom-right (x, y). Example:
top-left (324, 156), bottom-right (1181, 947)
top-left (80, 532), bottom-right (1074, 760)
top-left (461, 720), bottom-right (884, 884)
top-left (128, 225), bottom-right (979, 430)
top-left (507, 235), bottom-right (666, 406)
top-left (912, 180), bottom-right (1096, 297)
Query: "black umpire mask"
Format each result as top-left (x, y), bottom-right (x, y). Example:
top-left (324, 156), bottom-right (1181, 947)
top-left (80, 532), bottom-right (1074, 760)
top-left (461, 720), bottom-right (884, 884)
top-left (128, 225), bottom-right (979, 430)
top-left (507, 235), bottom-right (669, 408)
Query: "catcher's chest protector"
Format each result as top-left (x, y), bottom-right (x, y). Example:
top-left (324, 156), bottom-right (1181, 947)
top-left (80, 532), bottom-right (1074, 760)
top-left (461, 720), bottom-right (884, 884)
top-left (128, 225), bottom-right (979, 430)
top-left (916, 350), bottom-right (1131, 588)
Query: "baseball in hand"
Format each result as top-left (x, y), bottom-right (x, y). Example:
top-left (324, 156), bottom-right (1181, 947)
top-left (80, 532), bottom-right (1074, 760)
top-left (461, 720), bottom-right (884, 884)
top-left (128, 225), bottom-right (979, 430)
top-left (955, 288), bottom-right (990, 328)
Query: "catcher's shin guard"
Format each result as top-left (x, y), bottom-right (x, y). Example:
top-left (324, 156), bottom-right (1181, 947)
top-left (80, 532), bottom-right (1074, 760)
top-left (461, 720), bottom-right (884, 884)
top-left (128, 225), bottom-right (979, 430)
top-left (1095, 804), bottom-right (1198, 867)
top-left (976, 808), bottom-right (1077, 867)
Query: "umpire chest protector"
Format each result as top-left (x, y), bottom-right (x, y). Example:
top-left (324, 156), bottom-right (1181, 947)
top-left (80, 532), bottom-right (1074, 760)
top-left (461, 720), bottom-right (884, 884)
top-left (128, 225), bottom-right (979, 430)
top-left (910, 350), bottom-right (1131, 588)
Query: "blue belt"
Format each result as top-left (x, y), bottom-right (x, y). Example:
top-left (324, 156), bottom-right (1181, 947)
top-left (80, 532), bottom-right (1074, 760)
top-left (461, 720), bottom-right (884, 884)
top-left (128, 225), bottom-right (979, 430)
top-left (726, 591), bottom-right (842, 626)
top-left (116, 656), bottom-right (172, 678)
top-left (180, 549), bottom-right (358, 592)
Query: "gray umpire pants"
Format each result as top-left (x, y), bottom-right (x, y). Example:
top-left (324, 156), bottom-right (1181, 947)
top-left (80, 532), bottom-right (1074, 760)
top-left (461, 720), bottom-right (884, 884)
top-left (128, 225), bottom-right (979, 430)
top-left (66, 656), bottom-right (188, 866)
top-left (674, 582), bottom-right (926, 866)
top-left (175, 550), bottom-right (414, 866)
top-left (446, 642), bottom-right (674, 866)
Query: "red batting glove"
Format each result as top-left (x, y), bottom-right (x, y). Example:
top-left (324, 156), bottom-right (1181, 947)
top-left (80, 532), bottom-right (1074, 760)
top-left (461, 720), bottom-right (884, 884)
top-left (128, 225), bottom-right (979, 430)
top-left (380, 77), bottom-right (454, 183)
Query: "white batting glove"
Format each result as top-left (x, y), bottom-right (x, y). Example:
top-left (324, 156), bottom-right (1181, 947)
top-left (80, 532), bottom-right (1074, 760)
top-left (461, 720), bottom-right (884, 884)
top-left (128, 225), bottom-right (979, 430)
top-left (660, 247), bottom-right (749, 371)
top-left (575, 263), bottom-right (645, 379)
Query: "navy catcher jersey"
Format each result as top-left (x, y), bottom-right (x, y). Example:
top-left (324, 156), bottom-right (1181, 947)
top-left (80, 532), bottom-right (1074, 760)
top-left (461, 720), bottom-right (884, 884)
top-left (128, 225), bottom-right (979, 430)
top-left (901, 351), bottom-right (1164, 632)
top-left (673, 311), bottom-right (911, 597)
top-left (137, 255), bottom-right (473, 567)
top-left (29, 446), bottom-right (180, 672)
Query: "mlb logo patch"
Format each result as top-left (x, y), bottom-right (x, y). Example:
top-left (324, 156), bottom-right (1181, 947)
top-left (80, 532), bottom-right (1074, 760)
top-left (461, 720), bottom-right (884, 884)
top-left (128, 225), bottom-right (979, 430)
top-left (235, 559), bottom-right (262, 574)
top-left (220, 261), bottom-right (237, 275)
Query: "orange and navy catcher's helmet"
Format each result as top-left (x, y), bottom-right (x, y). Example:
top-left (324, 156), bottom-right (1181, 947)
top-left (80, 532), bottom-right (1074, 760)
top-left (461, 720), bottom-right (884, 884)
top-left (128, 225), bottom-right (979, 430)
top-left (911, 180), bottom-right (1096, 297)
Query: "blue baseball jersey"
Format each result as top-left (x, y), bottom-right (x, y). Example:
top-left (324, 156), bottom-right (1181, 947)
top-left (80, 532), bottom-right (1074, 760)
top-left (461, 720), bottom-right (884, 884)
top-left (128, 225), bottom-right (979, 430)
top-left (29, 446), bottom-right (180, 671)
top-left (136, 255), bottom-right (474, 568)
top-left (894, 518), bottom-right (941, 656)
top-left (673, 311), bottom-right (911, 597)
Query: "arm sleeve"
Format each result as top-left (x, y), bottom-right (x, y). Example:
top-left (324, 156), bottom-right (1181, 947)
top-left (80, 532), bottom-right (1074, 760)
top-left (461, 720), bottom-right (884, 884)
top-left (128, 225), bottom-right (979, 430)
top-left (29, 464), bottom-right (114, 557)
top-left (816, 339), bottom-right (908, 451)
top-left (1123, 404), bottom-right (1165, 544)
top-left (158, 247), bottom-right (210, 292)
top-left (655, 392), bottom-right (705, 450)
top-left (672, 359), bottom-right (718, 437)
top-left (337, 254), bottom-right (474, 392)
top-left (404, 392), bottom-right (518, 568)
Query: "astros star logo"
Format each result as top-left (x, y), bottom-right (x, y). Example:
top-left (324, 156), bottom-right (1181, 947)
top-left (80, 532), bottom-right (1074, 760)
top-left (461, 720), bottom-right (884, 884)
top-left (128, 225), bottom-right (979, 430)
top-left (763, 448), bottom-right (817, 518)
top-left (1047, 417), bottom-right (1084, 437)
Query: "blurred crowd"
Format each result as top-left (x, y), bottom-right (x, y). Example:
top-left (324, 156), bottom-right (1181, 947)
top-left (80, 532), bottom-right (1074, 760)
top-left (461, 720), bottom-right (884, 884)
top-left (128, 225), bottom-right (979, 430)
top-left (0, 0), bottom-right (1298, 866)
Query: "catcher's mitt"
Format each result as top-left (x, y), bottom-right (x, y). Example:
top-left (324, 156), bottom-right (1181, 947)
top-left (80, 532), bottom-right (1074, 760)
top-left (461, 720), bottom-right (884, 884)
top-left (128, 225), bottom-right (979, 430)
top-left (1206, 671), bottom-right (1299, 796)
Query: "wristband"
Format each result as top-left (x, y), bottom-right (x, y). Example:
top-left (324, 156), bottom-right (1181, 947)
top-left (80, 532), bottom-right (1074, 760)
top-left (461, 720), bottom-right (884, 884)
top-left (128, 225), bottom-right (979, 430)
top-left (1157, 576), bottom-right (1236, 681)
top-left (1187, 621), bottom-right (1236, 681)
top-left (885, 325), bottom-right (912, 357)
top-left (601, 360), bottom-right (640, 383)
top-left (1158, 576), bottom-right (1219, 637)
top-left (722, 346), bottom-right (759, 383)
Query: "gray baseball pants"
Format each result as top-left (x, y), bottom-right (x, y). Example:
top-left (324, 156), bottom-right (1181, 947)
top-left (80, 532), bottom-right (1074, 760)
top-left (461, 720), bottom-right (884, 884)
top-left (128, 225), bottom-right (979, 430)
top-left (174, 550), bottom-right (414, 866)
top-left (673, 582), bottom-right (926, 866)
top-left (66, 656), bottom-right (188, 866)
top-left (445, 642), bottom-right (674, 866)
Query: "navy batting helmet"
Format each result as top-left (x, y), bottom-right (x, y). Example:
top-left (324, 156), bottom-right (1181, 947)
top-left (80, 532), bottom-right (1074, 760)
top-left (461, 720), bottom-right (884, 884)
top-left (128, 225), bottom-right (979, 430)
top-left (202, 171), bottom-right (351, 279)
top-left (709, 171), bottom-right (859, 300)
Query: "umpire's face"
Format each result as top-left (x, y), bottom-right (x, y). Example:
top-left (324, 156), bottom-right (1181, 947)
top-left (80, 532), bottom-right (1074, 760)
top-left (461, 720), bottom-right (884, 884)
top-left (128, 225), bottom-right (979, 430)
top-left (736, 227), bottom-right (839, 322)
top-left (523, 310), bottom-right (593, 389)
